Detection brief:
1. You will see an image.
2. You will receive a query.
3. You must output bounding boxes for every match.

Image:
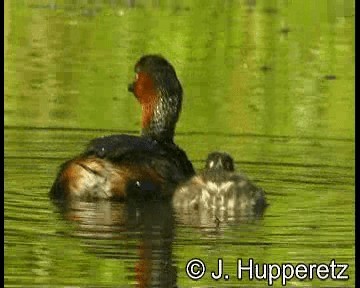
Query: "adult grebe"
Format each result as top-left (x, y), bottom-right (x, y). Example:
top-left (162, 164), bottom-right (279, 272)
top-left (50, 55), bottom-right (194, 201)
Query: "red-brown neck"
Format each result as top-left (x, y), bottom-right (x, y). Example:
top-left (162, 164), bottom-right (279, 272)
top-left (133, 72), bottom-right (159, 131)
top-left (129, 60), bottom-right (183, 143)
top-left (141, 103), bottom-right (156, 131)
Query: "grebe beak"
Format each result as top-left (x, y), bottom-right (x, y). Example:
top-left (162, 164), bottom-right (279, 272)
top-left (128, 82), bottom-right (135, 92)
top-left (215, 160), bottom-right (223, 169)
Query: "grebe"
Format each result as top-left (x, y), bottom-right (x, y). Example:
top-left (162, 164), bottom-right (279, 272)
top-left (50, 55), bottom-right (194, 201)
top-left (172, 152), bottom-right (267, 217)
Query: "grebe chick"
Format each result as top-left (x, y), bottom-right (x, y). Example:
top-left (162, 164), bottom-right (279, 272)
top-left (50, 55), bottom-right (194, 201)
top-left (172, 152), bottom-right (267, 217)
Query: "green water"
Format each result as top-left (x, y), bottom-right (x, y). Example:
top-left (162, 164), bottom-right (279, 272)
top-left (4, 0), bottom-right (355, 287)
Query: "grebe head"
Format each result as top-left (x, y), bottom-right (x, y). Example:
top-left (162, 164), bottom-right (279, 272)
top-left (128, 55), bottom-right (183, 143)
top-left (205, 152), bottom-right (235, 172)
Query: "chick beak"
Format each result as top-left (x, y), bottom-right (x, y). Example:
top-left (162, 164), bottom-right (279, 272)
top-left (215, 160), bottom-right (223, 169)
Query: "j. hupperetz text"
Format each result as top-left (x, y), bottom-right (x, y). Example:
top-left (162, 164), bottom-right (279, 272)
top-left (185, 258), bottom-right (349, 285)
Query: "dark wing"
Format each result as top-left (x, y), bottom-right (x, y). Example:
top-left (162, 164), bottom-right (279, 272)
top-left (83, 134), bottom-right (195, 182)
top-left (84, 134), bottom-right (162, 158)
top-left (161, 142), bottom-right (195, 178)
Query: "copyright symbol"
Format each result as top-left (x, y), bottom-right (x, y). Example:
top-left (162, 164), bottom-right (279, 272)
top-left (186, 258), bottom-right (206, 280)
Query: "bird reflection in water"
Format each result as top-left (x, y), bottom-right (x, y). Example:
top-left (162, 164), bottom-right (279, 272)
top-left (53, 198), bottom-right (177, 288)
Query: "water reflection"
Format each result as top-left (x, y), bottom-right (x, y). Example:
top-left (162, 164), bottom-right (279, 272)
top-left (52, 190), bottom-right (268, 287)
top-left (173, 207), bottom-right (266, 231)
top-left (55, 199), bottom-right (177, 287)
